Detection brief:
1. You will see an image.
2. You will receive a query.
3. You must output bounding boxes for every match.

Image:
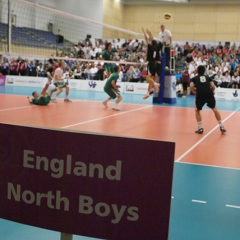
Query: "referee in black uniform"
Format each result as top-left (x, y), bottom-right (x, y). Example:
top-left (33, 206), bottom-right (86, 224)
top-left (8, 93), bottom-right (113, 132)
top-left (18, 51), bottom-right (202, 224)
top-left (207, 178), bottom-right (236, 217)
top-left (190, 65), bottom-right (227, 134)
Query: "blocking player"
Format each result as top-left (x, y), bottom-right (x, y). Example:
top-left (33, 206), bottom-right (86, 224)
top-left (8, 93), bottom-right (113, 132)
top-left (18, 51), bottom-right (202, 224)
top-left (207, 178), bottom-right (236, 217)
top-left (142, 27), bottom-right (161, 99)
top-left (102, 65), bottom-right (122, 111)
top-left (27, 83), bottom-right (56, 106)
top-left (190, 65), bottom-right (227, 134)
top-left (103, 42), bottom-right (128, 78)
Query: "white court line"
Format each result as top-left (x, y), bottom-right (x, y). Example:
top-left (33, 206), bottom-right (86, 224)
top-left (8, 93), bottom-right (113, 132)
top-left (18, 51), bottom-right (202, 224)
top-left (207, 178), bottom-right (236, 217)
top-left (0, 105), bottom-right (34, 112)
top-left (226, 204), bottom-right (240, 209)
top-left (0, 100), bottom-right (84, 113)
top-left (61, 105), bottom-right (152, 129)
top-left (175, 107), bottom-right (240, 162)
top-left (192, 200), bottom-right (207, 204)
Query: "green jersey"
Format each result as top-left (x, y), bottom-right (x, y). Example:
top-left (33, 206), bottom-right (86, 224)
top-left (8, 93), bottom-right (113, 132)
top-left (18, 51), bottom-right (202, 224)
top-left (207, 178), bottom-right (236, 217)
top-left (32, 96), bottom-right (51, 106)
top-left (102, 49), bottom-right (117, 61)
top-left (104, 72), bottom-right (120, 99)
top-left (104, 73), bottom-right (119, 91)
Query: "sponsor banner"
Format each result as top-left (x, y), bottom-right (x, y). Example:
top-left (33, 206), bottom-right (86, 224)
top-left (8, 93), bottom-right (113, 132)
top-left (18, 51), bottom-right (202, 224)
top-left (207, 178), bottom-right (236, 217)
top-left (215, 88), bottom-right (240, 101)
top-left (0, 75), bottom-right (6, 86)
top-left (124, 83), bottom-right (149, 94)
top-left (0, 124), bottom-right (175, 240)
top-left (5, 76), bottom-right (43, 87)
top-left (67, 80), bottom-right (82, 90)
top-left (163, 75), bottom-right (177, 104)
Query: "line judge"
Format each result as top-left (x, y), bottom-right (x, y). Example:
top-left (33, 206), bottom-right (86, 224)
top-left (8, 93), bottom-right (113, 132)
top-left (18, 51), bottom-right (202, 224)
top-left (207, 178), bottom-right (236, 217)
top-left (158, 24), bottom-right (172, 68)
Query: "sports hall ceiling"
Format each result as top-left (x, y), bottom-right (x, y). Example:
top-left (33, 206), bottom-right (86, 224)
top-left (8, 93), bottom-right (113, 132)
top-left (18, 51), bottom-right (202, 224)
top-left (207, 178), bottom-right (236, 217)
top-left (121, 0), bottom-right (240, 4)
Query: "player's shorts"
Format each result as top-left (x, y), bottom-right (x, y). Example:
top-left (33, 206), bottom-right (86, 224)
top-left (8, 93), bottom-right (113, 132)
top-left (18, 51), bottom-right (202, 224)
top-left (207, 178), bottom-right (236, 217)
top-left (195, 93), bottom-right (215, 110)
top-left (147, 62), bottom-right (161, 77)
top-left (104, 63), bottom-right (114, 73)
top-left (104, 87), bottom-right (120, 99)
top-left (182, 82), bottom-right (189, 91)
top-left (54, 81), bottom-right (66, 88)
top-left (38, 96), bottom-right (51, 106)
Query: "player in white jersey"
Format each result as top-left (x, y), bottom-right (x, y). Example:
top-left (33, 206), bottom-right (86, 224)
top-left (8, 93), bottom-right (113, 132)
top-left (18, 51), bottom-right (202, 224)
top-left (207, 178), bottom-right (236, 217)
top-left (51, 61), bottom-right (71, 103)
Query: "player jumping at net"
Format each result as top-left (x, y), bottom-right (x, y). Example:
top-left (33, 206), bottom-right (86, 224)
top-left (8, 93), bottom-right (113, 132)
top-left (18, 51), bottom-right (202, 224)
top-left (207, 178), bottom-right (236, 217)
top-left (103, 42), bottom-right (128, 78)
top-left (51, 61), bottom-right (71, 103)
top-left (102, 65), bottom-right (122, 111)
top-left (142, 27), bottom-right (162, 100)
top-left (27, 82), bottom-right (56, 106)
top-left (190, 65), bottom-right (227, 134)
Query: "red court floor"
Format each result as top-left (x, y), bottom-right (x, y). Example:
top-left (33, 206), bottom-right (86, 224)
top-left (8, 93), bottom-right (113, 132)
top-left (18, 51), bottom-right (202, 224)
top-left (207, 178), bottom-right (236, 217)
top-left (1, 95), bottom-right (239, 169)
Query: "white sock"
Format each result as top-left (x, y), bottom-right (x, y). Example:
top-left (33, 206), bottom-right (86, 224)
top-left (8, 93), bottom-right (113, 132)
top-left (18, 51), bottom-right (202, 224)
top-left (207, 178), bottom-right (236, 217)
top-left (65, 95), bottom-right (68, 99)
top-left (198, 122), bottom-right (202, 129)
top-left (114, 103), bottom-right (118, 107)
top-left (218, 121), bottom-right (223, 127)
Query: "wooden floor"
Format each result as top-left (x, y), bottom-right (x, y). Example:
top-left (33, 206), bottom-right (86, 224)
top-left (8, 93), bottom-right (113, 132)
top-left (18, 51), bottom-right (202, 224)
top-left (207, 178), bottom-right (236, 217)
top-left (1, 94), bottom-right (239, 169)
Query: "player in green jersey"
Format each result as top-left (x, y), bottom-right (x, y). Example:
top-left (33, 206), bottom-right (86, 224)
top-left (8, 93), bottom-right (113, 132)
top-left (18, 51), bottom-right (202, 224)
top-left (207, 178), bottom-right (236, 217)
top-left (103, 42), bottom-right (128, 78)
top-left (103, 65), bottom-right (122, 111)
top-left (27, 83), bottom-right (56, 106)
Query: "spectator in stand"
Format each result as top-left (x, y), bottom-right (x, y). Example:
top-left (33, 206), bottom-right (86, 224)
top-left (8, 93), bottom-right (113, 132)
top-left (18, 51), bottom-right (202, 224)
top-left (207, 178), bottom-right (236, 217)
top-left (9, 58), bottom-right (19, 76)
top-left (185, 53), bottom-right (194, 65)
top-left (36, 62), bottom-right (45, 77)
top-left (130, 67), bottom-right (141, 82)
top-left (182, 67), bottom-right (190, 97)
top-left (126, 66), bottom-right (133, 82)
top-left (231, 71), bottom-right (239, 89)
top-left (183, 42), bottom-right (190, 57)
top-left (140, 66), bottom-right (147, 83)
top-left (95, 65), bottom-right (105, 80)
top-left (214, 71), bottom-right (223, 87)
top-left (85, 49), bottom-right (92, 60)
top-left (229, 58), bottom-right (237, 74)
top-left (90, 63), bottom-right (98, 80)
top-left (65, 68), bottom-right (74, 79)
top-left (218, 42), bottom-right (223, 50)
top-left (74, 65), bottom-right (83, 79)
top-left (222, 71), bottom-right (231, 88)
top-left (1, 58), bottom-right (9, 75)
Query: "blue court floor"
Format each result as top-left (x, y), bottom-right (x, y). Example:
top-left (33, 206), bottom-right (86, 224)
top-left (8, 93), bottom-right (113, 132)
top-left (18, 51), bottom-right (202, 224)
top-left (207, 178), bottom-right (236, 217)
top-left (1, 85), bottom-right (240, 240)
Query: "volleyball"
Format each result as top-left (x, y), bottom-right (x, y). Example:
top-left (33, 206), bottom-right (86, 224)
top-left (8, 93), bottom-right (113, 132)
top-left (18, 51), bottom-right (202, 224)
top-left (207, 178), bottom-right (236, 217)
top-left (164, 13), bottom-right (171, 20)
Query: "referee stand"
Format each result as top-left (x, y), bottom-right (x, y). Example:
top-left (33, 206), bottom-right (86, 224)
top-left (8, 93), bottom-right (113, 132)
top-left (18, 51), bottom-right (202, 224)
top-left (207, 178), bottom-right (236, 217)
top-left (153, 52), bottom-right (177, 105)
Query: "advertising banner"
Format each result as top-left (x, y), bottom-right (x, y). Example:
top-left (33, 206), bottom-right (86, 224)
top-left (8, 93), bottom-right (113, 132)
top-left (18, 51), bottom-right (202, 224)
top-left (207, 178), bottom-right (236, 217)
top-left (0, 124), bottom-right (175, 240)
top-left (0, 75), bottom-right (6, 86)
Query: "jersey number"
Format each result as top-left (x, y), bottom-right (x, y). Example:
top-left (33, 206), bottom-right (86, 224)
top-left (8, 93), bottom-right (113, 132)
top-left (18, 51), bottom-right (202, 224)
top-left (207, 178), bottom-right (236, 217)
top-left (200, 76), bottom-right (206, 83)
top-left (153, 51), bottom-right (156, 58)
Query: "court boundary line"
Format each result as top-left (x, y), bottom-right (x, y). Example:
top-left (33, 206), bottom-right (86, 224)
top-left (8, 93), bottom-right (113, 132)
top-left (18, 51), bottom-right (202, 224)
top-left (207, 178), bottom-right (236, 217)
top-left (1, 93), bottom-right (239, 113)
top-left (175, 107), bottom-right (240, 162)
top-left (61, 105), bottom-right (152, 129)
top-left (0, 100), bottom-right (84, 112)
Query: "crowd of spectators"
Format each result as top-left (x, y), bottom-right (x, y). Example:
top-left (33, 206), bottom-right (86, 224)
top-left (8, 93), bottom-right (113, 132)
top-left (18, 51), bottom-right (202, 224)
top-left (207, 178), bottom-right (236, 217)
top-left (0, 38), bottom-right (149, 82)
top-left (175, 41), bottom-right (240, 91)
top-left (1, 39), bottom-right (240, 89)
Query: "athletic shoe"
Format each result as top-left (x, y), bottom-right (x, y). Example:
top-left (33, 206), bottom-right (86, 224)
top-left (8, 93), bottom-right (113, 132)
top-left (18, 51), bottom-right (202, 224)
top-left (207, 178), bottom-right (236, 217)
top-left (155, 83), bottom-right (160, 93)
top-left (102, 100), bottom-right (108, 108)
top-left (51, 98), bottom-right (57, 103)
top-left (143, 94), bottom-right (150, 100)
top-left (112, 106), bottom-right (120, 111)
top-left (220, 126), bottom-right (227, 134)
top-left (64, 98), bottom-right (71, 102)
top-left (195, 128), bottom-right (204, 134)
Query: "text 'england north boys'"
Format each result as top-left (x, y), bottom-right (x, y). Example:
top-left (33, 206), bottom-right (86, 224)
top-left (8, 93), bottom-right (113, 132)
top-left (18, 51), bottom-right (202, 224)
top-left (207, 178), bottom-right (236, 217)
top-left (7, 150), bottom-right (139, 224)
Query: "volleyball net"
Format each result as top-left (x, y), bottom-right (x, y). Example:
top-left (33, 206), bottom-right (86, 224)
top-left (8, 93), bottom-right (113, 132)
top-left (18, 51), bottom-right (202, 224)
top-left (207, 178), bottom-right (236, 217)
top-left (0, 0), bottom-right (144, 59)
